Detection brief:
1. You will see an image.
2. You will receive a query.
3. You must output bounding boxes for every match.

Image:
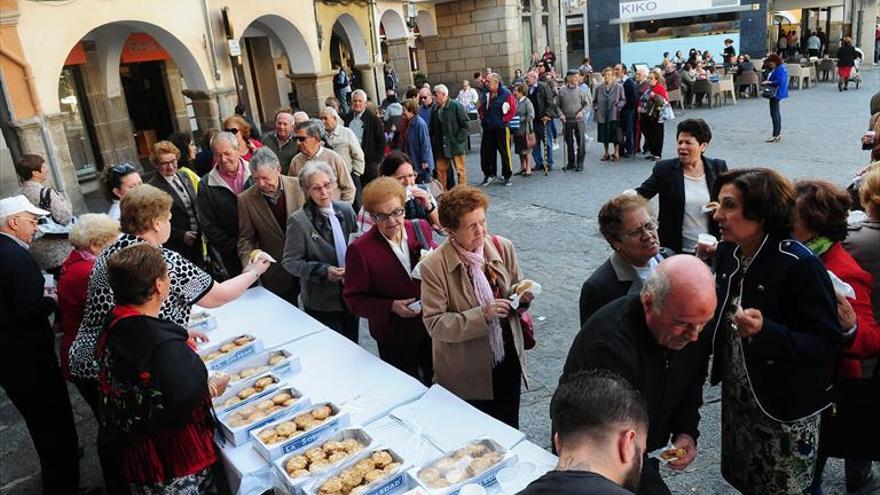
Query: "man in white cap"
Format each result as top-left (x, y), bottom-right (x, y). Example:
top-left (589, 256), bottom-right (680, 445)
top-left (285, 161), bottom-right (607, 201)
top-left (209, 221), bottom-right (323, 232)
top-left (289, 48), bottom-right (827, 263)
top-left (0, 195), bottom-right (87, 494)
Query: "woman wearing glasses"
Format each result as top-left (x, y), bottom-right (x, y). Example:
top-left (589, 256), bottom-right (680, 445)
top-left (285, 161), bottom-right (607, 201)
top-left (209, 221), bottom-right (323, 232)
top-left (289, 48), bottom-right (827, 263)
top-left (343, 178), bottom-right (437, 383)
top-left (282, 161), bottom-right (359, 342)
top-left (636, 119), bottom-right (727, 254)
top-left (222, 114), bottom-right (263, 161)
top-left (419, 185), bottom-right (534, 427)
top-left (355, 152), bottom-right (440, 233)
top-left (102, 162), bottom-right (142, 221)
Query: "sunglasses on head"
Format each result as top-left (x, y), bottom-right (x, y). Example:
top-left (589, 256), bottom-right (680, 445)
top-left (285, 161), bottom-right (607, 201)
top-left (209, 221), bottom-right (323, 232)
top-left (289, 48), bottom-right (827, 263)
top-left (111, 163), bottom-right (135, 175)
top-left (224, 128), bottom-right (240, 135)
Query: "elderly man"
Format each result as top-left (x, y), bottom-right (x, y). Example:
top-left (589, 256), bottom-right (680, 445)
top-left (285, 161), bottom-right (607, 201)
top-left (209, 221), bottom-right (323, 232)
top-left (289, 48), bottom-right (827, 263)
top-left (663, 62), bottom-right (681, 92)
top-left (527, 69), bottom-right (557, 171)
top-left (633, 66), bottom-right (649, 156)
top-left (321, 106), bottom-right (366, 210)
top-left (288, 120), bottom-right (356, 203)
top-left (147, 140), bottom-right (202, 265)
top-left (0, 196), bottom-right (85, 494)
top-left (343, 89), bottom-right (385, 184)
top-left (579, 194), bottom-right (673, 327)
top-left (520, 371), bottom-right (648, 494)
top-left (238, 148), bottom-right (305, 306)
top-left (562, 255), bottom-right (717, 495)
top-left (293, 111), bottom-right (310, 125)
top-left (433, 83), bottom-right (471, 189)
top-left (478, 72), bottom-right (517, 186)
top-left (262, 109), bottom-right (298, 175)
top-left (557, 70), bottom-right (589, 172)
top-left (197, 131), bottom-right (253, 278)
top-left (616, 64), bottom-right (639, 157)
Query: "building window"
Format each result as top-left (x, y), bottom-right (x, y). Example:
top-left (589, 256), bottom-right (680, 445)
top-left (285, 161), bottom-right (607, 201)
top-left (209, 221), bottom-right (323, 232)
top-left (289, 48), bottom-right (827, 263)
top-left (625, 12), bottom-right (740, 43)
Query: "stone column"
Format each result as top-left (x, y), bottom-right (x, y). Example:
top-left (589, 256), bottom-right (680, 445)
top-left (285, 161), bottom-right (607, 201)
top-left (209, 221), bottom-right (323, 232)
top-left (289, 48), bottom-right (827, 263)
top-left (354, 63), bottom-right (385, 104)
top-left (10, 114), bottom-right (87, 214)
top-left (547, 0), bottom-right (563, 73)
top-left (531, 11), bottom-right (545, 59)
top-left (162, 59), bottom-right (192, 134)
top-left (285, 73), bottom-right (335, 116)
top-left (385, 38), bottom-right (413, 88)
top-left (182, 87), bottom-right (237, 133)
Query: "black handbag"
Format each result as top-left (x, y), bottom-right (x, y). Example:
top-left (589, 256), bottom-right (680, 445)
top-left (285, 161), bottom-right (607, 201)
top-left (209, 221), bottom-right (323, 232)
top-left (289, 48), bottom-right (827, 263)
top-left (761, 85), bottom-right (778, 99)
top-left (818, 362), bottom-right (880, 460)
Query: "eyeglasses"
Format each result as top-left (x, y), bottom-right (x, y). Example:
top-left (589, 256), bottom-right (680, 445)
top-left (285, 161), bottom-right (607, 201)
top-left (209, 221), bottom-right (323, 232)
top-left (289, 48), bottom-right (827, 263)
top-left (157, 159), bottom-right (178, 167)
top-left (224, 128), bottom-right (240, 135)
top-left (373, 208), bottom-right (405, 223)
top-left (15, 215), bottom-right (39, 226)
top-left (295, 136), bottom-right (309, 142)
top-left (624, 220), bottom-right (658, 239)
top-left (111, 163), bottom-right (135, 175)
top-left (308, 181), bottom-right (334, 193)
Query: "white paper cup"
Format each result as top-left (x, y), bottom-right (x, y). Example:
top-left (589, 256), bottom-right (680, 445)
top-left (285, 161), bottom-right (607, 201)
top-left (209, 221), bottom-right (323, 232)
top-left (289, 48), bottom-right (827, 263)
top-left (459, 483), bottom-right (486, 495)
top-left (697, 233), bottom-right (717, 247)
top-left (496, 467), bottom-right (519, 492)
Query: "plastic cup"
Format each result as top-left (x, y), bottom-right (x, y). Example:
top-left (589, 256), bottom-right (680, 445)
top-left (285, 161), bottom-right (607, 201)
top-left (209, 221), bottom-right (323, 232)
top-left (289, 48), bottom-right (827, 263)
top-left (516, 461), bottom-right (537, 483)
top-left (496, 467), bottom-right (519, 492)
top-left (459, 484), bottom-right (486, 495)
top-left (697, 233), bottom-right (717, 247)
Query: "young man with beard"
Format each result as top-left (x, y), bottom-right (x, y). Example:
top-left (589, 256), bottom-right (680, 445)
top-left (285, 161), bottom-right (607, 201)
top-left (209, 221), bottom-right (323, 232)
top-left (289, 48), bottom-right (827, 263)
top-left (562, 255), bottom-right (717, 495)
top-left (518, 370), bottom-right (648, 494)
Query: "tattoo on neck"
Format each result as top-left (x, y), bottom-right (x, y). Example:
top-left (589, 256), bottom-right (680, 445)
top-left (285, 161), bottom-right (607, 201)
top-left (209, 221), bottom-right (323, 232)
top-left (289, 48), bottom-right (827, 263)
top-left (557, 455), bottom-right (591, 472)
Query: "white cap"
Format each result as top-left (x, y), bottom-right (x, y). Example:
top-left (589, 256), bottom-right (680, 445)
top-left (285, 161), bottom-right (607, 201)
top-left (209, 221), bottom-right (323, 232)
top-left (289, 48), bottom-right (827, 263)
top-left (0, 195), bottom-right (49, 218)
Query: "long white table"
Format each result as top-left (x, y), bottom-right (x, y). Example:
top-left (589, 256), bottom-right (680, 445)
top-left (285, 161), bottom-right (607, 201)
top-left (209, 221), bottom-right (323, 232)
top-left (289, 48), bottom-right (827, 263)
top-left (209, 288), bottom-right (556, 495)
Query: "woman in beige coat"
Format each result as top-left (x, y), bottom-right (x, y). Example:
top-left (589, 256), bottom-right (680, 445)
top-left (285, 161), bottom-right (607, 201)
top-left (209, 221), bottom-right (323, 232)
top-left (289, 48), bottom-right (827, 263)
top-left (420, 185), bottom-right (533, 428)
top-left (16, 154), bottom-right (73, 274)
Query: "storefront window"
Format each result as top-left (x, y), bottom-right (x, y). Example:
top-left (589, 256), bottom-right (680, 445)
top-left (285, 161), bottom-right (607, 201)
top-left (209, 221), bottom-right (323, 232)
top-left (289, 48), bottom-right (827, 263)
top-left (58, 67), bottom-right (100, 178)
top-left (625, 12), bottom-right (739, 43)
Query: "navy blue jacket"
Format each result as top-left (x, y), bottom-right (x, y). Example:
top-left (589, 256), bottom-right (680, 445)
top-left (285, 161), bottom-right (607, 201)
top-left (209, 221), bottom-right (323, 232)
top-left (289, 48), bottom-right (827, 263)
top-left (479, 86), bottom-right (516, 130)
top-left (710, 234), bottom-right (842, 422)
top-left (405, 114), bottom-right (435, 177)
top-left (0, 234), bottom-right (57, 355)
top-left (622, 77), bottom-right (639, 111)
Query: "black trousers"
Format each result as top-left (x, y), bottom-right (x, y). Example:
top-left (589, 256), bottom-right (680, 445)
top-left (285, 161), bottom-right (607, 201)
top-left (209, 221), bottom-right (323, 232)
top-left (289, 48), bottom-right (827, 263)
top-left (479, 127), bottom-right (513, 180)
top-left (74, 378), bottom-right (130, 495)
top-left (0, 345), bottom-right (80, 494)
top-left (466, 332), bottom-right (521, 429)
top-left (563, 120), bottom-right (586, 169)
top-left (769, 98), bottom-right (782, 137)
top-left (639, 457), bottom-right (672, 495)
top-left (640, 114), bottom-right (665, 157)
top-left (350, 173), bottom-right (363, 213)
top-left (377, 337), bottom-right (434, 386)
top-left (306, 306), bottom-right (359, 343)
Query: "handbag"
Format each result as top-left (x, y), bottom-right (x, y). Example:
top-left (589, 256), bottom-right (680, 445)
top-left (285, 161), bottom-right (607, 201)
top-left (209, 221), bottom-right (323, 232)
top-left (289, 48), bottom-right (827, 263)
top-left (526, 132), bottom-right (537, 149)
top-left (761, 85), bottom-right (778, 99)
top-left (37, 187), bottom-right (74, 236)
top-left (818, 363), bottom-right (880, 460)
top-left (491, 235), bottom-right (536, 350)
top-left (658, 102), bottom-right (675, 123)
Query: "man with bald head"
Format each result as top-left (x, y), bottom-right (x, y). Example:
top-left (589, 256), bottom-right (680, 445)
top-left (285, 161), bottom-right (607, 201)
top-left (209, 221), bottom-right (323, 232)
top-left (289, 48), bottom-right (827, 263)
top-left (562, 255), bottom-right (717, 495)
top-left (262, 109), bottom-right (298, 175)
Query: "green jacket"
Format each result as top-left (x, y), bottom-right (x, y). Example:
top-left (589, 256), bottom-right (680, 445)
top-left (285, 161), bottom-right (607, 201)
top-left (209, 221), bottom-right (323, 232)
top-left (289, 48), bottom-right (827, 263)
top-left (436, 99), bottom-right (471, 158)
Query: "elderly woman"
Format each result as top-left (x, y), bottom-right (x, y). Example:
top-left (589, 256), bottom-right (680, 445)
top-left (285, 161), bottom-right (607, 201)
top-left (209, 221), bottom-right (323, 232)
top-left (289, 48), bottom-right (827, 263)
top-left (147, 140), bottom-right (202, 265)
top-left (99, 243), bottom-right (230, 494)
top-left (15, 154), bottom-right (73, 273)
top-left (761, 53), bottom-right (789, 143)
top-left (793, 179), bottom-right (880, 492)
top-left (709, 168), bottom-right (841, 494)
top-left (512, 83), bottom-right (535, 176)
top-left (222, 114), bottom-right (263, 161)
top-left (102, 162), bottom-right (142, 220)
top-left (67, 184), bottom-right (268, 492)
top-left (321, 106), bottom-right (366, 210)
top-left (344, 178), bottom-right (437, 383)
top-left (636, 119), bottom-right (727, 254)
top-left (198, 131), bottom-right (253, 278)
top-left (402, 98), bottom-right (435, 184)
top-left (357, 152), bottom-right (441, 233)
top-left (57, 214), bottom-right (120, 382)
top-left (638, 70), bottom-right (668, 161)
top-left (844, 166), bottom-right (880, 324)
top-left (282, 161), bottom-right (359, 341)
top-left (419, 186), bottom-right (533, 427)
top-left (593, 68), bottom-right (626, 162)
top-left (168, 131), bottom-right (202, 188)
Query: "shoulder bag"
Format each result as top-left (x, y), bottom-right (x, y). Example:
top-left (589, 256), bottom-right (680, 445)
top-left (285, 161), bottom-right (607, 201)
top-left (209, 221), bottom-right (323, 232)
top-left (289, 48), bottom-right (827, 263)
top-left (37, 187), bottom-right (74, 236)
top-left (818, 362), bottom-right (880, 460)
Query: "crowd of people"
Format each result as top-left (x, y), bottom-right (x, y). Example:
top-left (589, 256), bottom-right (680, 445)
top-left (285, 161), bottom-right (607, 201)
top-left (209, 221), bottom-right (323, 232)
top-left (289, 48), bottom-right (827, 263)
top-left (2, 47), bottom-right (879, 495)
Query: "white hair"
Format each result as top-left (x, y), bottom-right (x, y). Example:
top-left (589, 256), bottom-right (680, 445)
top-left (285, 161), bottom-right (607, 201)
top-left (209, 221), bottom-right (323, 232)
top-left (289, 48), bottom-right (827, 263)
top-left (210, 131), bottom-right (238, 151)
top-left (433, 84), bottom-right (449, 96)
top-left (248, 147), bottom-right (281, 174)
top-left (351, 89), bottom-right (367, 100)
top-left (321, 107), bottom-right (340, 120)
top-left (298, 161), bottom-right (337, 194)
top-left (293, 111), bottom-right (309, 124)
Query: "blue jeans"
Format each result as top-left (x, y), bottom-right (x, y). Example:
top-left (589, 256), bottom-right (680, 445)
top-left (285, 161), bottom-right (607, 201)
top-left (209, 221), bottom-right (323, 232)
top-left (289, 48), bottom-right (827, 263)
top-left (621, 108), bottom-right (636, 155)
top-left (531, 120), bottom-right (554, 167)
top-left (769, 98), bottom-right (781, 137)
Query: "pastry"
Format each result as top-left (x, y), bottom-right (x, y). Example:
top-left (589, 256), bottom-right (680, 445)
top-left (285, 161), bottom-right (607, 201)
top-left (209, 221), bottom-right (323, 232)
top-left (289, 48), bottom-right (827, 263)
top-left (238, 368), bottom-right (257, 379)
top-left (311, 405), bottom-right (332, 420)
top-left (255, 400), bottom-right (274, 412)
top-left (219, 343), bottom-right (237, 353)
top-left (253, 377), bottom-right (274, 390)
top-left (328, 451), bottom-right (349, 463)
top-left (249, 410), bottom-right (267, 421)
top-left (660, 448), bottom-right (686, 461)
top-left (310, 458), bottom-right (331, 472)
top-left (289, 469), bottom-right (310, 479)
top-left (275, 422), bottom-right (298, 437)
top-left (427, 478), bottom-right (451, 489)
top-left (465, 443), bottom-right (490, 457)
top-left (305, 446), bottom-right (326, 462)
top-left (435, 458), bottom-right (457, 471)
top-left (363, 469), bottom-right (385, 484)
top-left (444, 468), bottom-right (467, 484)
top-left (418, 467), bottom-right (441, 483)
top-left (318, 476), bottom-right (343, 494)
top-left (237, 387), bottom-right (256, 399)
top-left (271, 392), bottom-right (291, 405)
top-left (282, 398), bottom-right (297, 407)
top-left (384, 462), bottom-right (401, 474)
top-left (353, 459), bottom-right (374, 475)
top-left (234, 335), bottom-right (253, 346)
top-left (257, 428), bottom-right (276, 443)
top-left (323, 440), bottom-right (343, 453)
top-left (268, 354), bottom-right (284, 365)
top-left (371, 450), bottom-right (393, 468)
top-left (223, 396), bottom-right (241, 406)
top-left (341, 469), bottom-right (364, 490)
top-left (202, 352), bottom-right (222, 362)
top-left (340, 439), bottom-right (362, 453)
top-left (467, 457), bottom-right (494, 476)
top-left (285, 455), bottom-right (308, 472)
top-left (294, 413), bottom-right (314, 430)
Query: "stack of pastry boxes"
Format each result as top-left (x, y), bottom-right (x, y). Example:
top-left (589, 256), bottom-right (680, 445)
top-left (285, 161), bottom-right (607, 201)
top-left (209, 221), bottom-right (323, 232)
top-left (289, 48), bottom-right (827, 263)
top-left (200, 334), bottom-right (316, 446)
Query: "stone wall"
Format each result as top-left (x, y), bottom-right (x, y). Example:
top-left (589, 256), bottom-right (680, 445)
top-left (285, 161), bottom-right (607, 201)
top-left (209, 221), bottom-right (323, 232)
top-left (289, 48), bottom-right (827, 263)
top-left (424, 0), bottom-right (523, 88)
top-left (739, 0), bottom-right (768, 61)
top-left (587, 0), bottom-right (621, 70)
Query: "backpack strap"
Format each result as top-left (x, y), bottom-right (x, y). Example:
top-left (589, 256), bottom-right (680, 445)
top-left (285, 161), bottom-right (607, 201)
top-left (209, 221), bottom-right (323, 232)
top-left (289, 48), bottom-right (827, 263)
top-left (39, 187), bottom-right (52, 211)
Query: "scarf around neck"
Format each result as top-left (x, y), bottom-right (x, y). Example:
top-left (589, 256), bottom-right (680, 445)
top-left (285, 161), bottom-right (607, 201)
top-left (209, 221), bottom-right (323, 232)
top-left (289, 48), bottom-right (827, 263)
top-left (805, 236), bottom-right (834, 257)
top-left (450, 238), bottom-right (505, 364)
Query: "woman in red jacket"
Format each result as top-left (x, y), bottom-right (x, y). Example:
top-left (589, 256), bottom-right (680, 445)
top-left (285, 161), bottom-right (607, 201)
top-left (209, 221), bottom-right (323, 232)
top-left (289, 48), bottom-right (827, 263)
top-left (343, 177), bottom-right (437, 384)
top-left (57, 213), bottom-right (120, 382)
top-left (793, 179), bottom-right (880, 492)
top-left (639, 70), bottom-right (668, 161)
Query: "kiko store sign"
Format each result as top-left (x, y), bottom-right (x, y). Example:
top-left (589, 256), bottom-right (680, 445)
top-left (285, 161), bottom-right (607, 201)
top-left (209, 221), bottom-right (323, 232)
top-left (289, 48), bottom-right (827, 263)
top-left (619, 0), bottom-right (740, 19)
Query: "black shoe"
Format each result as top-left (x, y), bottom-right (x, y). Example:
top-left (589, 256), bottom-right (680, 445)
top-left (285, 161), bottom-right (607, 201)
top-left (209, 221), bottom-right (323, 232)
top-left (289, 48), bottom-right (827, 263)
top-left (480, 177), bottom-right (493, 186)
top-left (503, 178), bottom-right (512, 186)
top-left (575, 166), bottom-right (583, 172)
top-left (644, 154), bottom-right (655, 160)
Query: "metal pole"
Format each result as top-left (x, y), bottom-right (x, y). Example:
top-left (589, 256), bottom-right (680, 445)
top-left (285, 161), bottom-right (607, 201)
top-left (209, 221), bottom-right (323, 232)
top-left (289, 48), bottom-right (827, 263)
top-left (38, 115), bottom-right (65, 192)
top-left (202, 0), bottom-right (222, 80)
top-left (367, 0), bottom-right (383, 103)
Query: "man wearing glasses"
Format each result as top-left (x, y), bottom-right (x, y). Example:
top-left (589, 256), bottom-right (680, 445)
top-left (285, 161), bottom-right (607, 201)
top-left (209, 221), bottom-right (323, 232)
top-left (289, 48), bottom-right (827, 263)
top-left (343, 89), bottom-right (385, 184)
top-left (0, 195), bottom-right (91, 494)
top-left (288, 120), bottom-right (356, 204)
top-left (579, 194), bottom-right (672, 327)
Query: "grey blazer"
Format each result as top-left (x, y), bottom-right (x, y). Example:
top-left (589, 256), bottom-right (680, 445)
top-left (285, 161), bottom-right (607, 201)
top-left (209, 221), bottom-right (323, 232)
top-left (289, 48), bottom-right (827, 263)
top-left (282, 201), bottom-right (357, 312)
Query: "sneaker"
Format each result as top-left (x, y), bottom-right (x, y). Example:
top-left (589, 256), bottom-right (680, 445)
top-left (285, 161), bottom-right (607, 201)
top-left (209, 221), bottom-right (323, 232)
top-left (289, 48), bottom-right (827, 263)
top-left (480, 177), bottom-right (493, 186)
top-left (503, 178), bottom-right (512, 186)
top-left (495, 176), bottom-right (507, 185)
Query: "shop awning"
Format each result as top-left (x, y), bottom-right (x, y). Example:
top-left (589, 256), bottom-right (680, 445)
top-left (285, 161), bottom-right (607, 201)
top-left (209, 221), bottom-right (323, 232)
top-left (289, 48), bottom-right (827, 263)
top-left (610, 4), bottom-right (753, 24)
top-left (772, 0), bottom-right (844, 11)
top-left (773, 10), bottom-right (799, 24)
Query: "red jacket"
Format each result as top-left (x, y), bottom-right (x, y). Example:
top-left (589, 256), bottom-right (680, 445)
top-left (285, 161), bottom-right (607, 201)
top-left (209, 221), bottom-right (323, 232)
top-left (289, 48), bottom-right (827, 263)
top-left (57, 249), bottom-right (95, 381)
top-left (822, 243), bottom-right (880, 377)
top-left (343, 220), bottom-right (436, 344)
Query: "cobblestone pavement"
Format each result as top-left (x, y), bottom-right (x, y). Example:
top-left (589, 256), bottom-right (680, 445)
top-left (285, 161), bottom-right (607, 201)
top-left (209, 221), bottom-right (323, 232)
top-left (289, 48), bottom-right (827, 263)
top-left (2, 69), bottom-right (878, 494)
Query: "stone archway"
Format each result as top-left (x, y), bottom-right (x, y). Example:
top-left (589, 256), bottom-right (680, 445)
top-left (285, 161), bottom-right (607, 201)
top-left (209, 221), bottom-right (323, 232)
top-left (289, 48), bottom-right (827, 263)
top-left (380, 9), bottom-right (413, 89)
top-left (416, 10), bottom-right (438, 37)
top-left (331, 13), bottom-right (378, 101)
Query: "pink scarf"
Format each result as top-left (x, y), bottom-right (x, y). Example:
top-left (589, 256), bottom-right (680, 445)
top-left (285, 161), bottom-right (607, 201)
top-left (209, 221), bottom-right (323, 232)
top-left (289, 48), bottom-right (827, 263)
top-left (451, 238), bottom-right (505, 365)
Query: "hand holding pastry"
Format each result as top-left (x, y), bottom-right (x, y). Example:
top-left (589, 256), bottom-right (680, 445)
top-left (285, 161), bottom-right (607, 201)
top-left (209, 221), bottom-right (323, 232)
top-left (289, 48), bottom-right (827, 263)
top-left (482, 299), bottom-right (511, 321)
top-left (327, 266), bottom-right (345, 282)
top-left (667, 434), bottom-right (697, 471)
top-left (391, 297), bottom-right (420, 318)
top-left (208, 372), bottom-right (230, 398)
top-left (188, 329), bottom-right (209, 344)
top-left (244, 254), bottom-right (271, 276)
top-left (733, 307), bottom-right (763, 338)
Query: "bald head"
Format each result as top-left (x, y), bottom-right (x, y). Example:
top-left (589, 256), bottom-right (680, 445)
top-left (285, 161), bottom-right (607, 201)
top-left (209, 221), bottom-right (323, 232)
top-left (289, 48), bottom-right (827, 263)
top-left (641, 255), bottom-right (717, 350)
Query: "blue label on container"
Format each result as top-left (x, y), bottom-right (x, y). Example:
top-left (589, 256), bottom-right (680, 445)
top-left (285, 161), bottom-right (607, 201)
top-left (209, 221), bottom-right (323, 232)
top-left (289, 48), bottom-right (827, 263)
top-left (209, 346), bottom-right (255, 370)
top-left (367, 473), bottom-right (403, 495)
top-left (274, 362), bottom-right (291, 375)
top-left (280, 418), bottom-right (339, 453)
